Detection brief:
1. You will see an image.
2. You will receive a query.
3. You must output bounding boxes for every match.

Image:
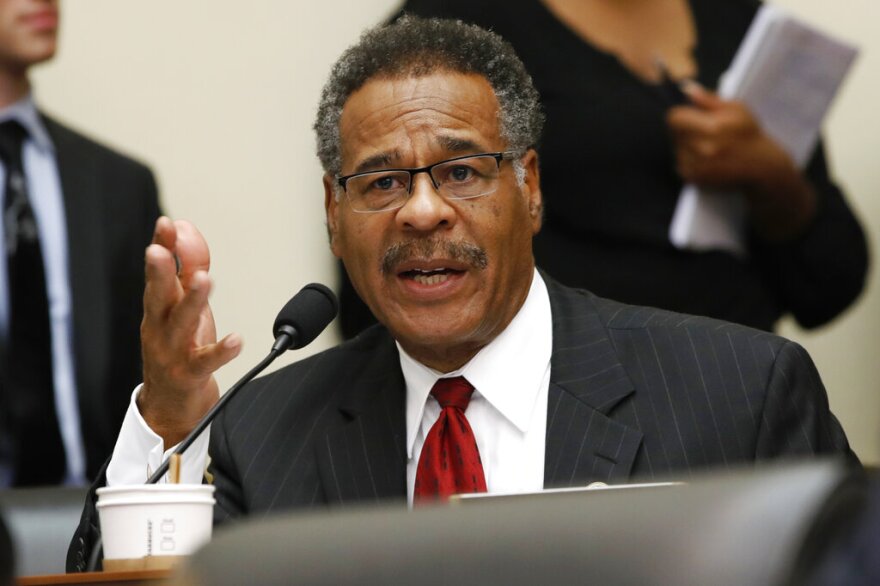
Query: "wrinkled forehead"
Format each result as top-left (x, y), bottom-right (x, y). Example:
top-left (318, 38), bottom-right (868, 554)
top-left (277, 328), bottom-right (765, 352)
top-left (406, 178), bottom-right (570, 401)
top-left (337, 71), bottom-right (503, 172)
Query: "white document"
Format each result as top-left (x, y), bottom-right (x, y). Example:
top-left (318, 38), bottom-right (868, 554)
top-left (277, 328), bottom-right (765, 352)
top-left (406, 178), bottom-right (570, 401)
top-left (668, 4), bottom-right (859, 256)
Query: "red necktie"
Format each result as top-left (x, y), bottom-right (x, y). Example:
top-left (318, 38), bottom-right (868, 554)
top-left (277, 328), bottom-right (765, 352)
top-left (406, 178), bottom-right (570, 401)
top-left (414, 377), bottom-right (487, 503)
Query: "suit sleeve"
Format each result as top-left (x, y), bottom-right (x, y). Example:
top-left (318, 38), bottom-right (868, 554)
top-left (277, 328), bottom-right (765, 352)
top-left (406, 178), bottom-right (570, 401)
top-left (754, 339), bottom-right (857, 463)
top-left (66, 462), bottom-right (109, 572)
top-left (751, 140), bottom-right (869, 329)
top-left (207, 405), bottom-right (247, 524)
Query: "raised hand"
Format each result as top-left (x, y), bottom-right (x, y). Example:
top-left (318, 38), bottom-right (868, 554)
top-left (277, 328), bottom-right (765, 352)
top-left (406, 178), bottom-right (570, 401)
top-left (137, 217), bottom-right (242, 446)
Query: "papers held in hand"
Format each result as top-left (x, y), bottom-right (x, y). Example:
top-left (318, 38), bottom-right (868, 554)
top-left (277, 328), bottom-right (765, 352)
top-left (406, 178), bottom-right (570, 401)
top-left (668, 5), bottom-right (859, 256)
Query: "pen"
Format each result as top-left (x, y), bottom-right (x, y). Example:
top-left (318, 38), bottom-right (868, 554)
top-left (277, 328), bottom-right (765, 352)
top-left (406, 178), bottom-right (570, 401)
top-left (654, 57), bottom-right (690, 107)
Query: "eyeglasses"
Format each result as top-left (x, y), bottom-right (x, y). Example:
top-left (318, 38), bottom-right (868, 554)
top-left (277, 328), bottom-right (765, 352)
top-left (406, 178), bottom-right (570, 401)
top-left (336, 151), bottom-right (520, 213)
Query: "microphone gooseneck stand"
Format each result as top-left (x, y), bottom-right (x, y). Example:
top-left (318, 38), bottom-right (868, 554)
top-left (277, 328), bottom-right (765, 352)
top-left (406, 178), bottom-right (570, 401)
top-left (85, 284), bottom-right (338, 572)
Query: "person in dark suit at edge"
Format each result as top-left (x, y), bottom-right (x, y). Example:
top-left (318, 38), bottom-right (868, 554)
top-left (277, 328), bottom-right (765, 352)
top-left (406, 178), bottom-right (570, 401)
top-left (0, 0), bottom-right (161, 487)
top-left (0, 512), bottom-right (11, 586)
top-left (68, 16), bottom-right (854, 571)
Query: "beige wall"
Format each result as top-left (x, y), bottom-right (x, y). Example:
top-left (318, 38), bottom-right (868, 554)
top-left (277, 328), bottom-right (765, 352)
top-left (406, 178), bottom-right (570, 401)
top-left (772, 0), bottom-right (880, 464)
top-left (31, 0), bottom-right (402, 386)
top-left (32, 1), bottom-right (879, 463)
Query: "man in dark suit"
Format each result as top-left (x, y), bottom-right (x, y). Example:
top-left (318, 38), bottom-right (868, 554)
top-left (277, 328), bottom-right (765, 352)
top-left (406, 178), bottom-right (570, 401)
top-left (68, 15), bottom-right (852, 571)
top-left (0, 0), bottom-right (161, 486)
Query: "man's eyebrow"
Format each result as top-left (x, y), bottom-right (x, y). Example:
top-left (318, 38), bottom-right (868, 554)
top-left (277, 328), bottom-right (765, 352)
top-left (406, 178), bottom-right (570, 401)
top-left (349, 137), bottom-right (485, 175)
top-left (352, 151), bottom-right (398, 174)
top-left (437, 136), bottom-right (483, 153)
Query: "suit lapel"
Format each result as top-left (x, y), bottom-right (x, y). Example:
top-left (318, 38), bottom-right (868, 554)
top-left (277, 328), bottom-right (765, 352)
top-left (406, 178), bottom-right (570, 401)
top-left (316, 279), bottom-right (645, 500)
top-left (42, 116), bottom-right (110, 431)
top-left (317, 331), bottom-right (407, 504)
top-left (544, 277), bottom-right (643, 487)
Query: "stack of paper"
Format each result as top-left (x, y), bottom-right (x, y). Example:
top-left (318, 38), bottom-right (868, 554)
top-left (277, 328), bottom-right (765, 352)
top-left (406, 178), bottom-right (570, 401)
top-left (668, 5), bottom-right (859, 256)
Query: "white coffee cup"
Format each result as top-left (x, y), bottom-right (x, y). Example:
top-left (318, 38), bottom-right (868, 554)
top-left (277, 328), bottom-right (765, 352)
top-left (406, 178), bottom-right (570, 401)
top-left (96, 484), bottom-right (215, 569)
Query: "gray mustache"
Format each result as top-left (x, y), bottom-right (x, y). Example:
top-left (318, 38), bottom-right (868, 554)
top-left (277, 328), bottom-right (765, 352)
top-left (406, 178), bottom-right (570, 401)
top-left (381, 238), bottom-right (488, 275)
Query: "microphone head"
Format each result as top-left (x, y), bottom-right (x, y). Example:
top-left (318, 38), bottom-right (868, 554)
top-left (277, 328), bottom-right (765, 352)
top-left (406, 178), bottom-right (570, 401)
top-left (272, 283), bottom-right (339, 350)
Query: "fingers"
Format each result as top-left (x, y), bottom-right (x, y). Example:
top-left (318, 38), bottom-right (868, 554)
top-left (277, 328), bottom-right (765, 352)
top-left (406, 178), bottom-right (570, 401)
top-left (166, 269), bottom-right (211, 338)
top-left (148, 216), bottom-right (211, 282)
top-left (667, 92), bottom-right (769, 187)
top-left (143, 221), bottom-right (224, 374)
top-left (668, 97), bottom-right (756, 140)
top-left (190, 333), bottom-right (243, 377)
top-left (665, 83), bottom-right (725, 139)
top-left (151, 216), bottom-right (178, 259)
top-left (139, 216), bottom-right (241, 444)
top-left (173, 220), bottom-right (211, 284)
top-left (674, 149), bottom-right (727, 187)
top-left (163, 270), bottom-right (241, 375)
top-left (143, 243), bottom-right (182, 320)
top-left (667, 105), bottom-right (721, 141)
top-left (146, 216), bottom-right (181, 310)
top-left (144, 216), bottom-right (213, 316)
top-left (143, 280), bottom-right (239, 385)
top-left (680, 81), bottom-right (723, 110)
top-left (148, 264), bottom-right (229, 367)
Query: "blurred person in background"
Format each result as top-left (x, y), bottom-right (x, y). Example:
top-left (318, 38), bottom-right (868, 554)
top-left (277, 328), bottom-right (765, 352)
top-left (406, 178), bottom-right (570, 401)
top-left (0, 0), bottom-right (161, 487)
top-left (337, 0), bottom-right (868, 338)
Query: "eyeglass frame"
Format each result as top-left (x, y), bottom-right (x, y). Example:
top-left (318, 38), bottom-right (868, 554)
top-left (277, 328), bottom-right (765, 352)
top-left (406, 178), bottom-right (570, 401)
top-left (335, 150), bottom-right (522, 213)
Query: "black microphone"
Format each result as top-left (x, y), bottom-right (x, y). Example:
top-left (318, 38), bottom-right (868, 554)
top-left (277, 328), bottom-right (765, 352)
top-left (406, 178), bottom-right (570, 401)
top-left (272, 283), bottom-right (339, 352)
top-left (145, 283), bottom-right (338, 484)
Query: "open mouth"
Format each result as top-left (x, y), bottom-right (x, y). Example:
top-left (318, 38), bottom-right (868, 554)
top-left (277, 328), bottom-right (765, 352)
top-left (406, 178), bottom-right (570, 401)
top-left (400, 267), bottom-right (464, 285)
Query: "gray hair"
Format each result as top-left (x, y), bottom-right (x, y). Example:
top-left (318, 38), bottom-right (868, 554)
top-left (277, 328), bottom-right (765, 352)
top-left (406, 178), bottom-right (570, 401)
top-left (313, 15), bottom-right (544, 178)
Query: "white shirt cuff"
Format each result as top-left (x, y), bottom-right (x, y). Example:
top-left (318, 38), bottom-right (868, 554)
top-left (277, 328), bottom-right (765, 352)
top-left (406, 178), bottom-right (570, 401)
top-left (105, 384), bottom-right (210, 486)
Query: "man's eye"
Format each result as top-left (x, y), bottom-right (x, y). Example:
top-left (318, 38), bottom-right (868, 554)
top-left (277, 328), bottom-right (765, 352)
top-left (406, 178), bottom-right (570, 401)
top-left (447, 165), bottom-right (475, 182)
top-left (371, 175), bottom-right (403, 191)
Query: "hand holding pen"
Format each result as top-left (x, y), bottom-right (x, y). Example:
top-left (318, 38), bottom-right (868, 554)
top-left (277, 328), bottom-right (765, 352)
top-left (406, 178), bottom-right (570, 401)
top-left (660, 59), bottom-right (817, 240)
top-left (655, 58), bottom-right (691, 107)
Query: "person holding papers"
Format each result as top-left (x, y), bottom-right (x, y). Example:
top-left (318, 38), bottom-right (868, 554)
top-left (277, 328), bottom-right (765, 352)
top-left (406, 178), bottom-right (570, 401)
top-left (327, 0), bottom-right (869, 336)
top-left (68, 16), bottom-right (856, 572)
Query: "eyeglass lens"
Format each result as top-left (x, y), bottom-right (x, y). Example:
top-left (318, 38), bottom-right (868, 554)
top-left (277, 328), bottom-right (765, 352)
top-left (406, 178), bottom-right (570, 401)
top-left (346, 154), bottom-right (501, 212)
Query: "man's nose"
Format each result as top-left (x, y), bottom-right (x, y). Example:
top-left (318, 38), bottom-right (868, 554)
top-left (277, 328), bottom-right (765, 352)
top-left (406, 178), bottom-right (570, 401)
top-left (394, 173), bottom-right (456, 232)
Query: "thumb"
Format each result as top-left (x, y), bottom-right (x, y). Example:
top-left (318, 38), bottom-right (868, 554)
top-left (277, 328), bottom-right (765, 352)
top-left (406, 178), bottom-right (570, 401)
top-left (681, 80), bottom-right (724, 111)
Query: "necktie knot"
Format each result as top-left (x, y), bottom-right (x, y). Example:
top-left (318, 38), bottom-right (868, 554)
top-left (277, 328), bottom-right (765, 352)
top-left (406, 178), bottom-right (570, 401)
top-left (0, 120), bottom-right (27, 169)
top-left (431, 376), bottom-right (474, 411)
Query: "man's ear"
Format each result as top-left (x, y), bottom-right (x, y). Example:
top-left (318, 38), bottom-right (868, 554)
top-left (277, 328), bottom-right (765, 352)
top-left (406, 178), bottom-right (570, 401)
top-left (323, 174), bottom-right (343, 258)
top-left (521, 149), bottom-right (543, 233)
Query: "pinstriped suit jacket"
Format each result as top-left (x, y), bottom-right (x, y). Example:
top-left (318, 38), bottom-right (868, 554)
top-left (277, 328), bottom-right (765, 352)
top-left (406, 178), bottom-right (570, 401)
top-left (207, 276), bottom-right (852, 520)
top-left (67, 277), bottom-right (853, 571)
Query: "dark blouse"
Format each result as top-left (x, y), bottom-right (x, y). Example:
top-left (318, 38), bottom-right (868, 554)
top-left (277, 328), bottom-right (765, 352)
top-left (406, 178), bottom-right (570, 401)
top-left (338, 0), bottom-right (869, 336)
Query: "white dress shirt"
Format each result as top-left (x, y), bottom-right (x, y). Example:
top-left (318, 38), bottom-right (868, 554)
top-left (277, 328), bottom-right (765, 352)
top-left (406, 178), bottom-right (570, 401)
top-left (108, 270), bottom-right (554, 504)
top-left (401, 269), bottom-right (552, 504)
top-left (0, 96), bottom-right (86, 486)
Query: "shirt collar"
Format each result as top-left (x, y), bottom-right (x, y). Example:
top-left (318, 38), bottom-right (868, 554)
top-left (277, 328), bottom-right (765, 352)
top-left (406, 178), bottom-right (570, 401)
top-left (400, 268), bottom-right (553, 458)
top-left (0, 94), bottom-right (54, 153)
